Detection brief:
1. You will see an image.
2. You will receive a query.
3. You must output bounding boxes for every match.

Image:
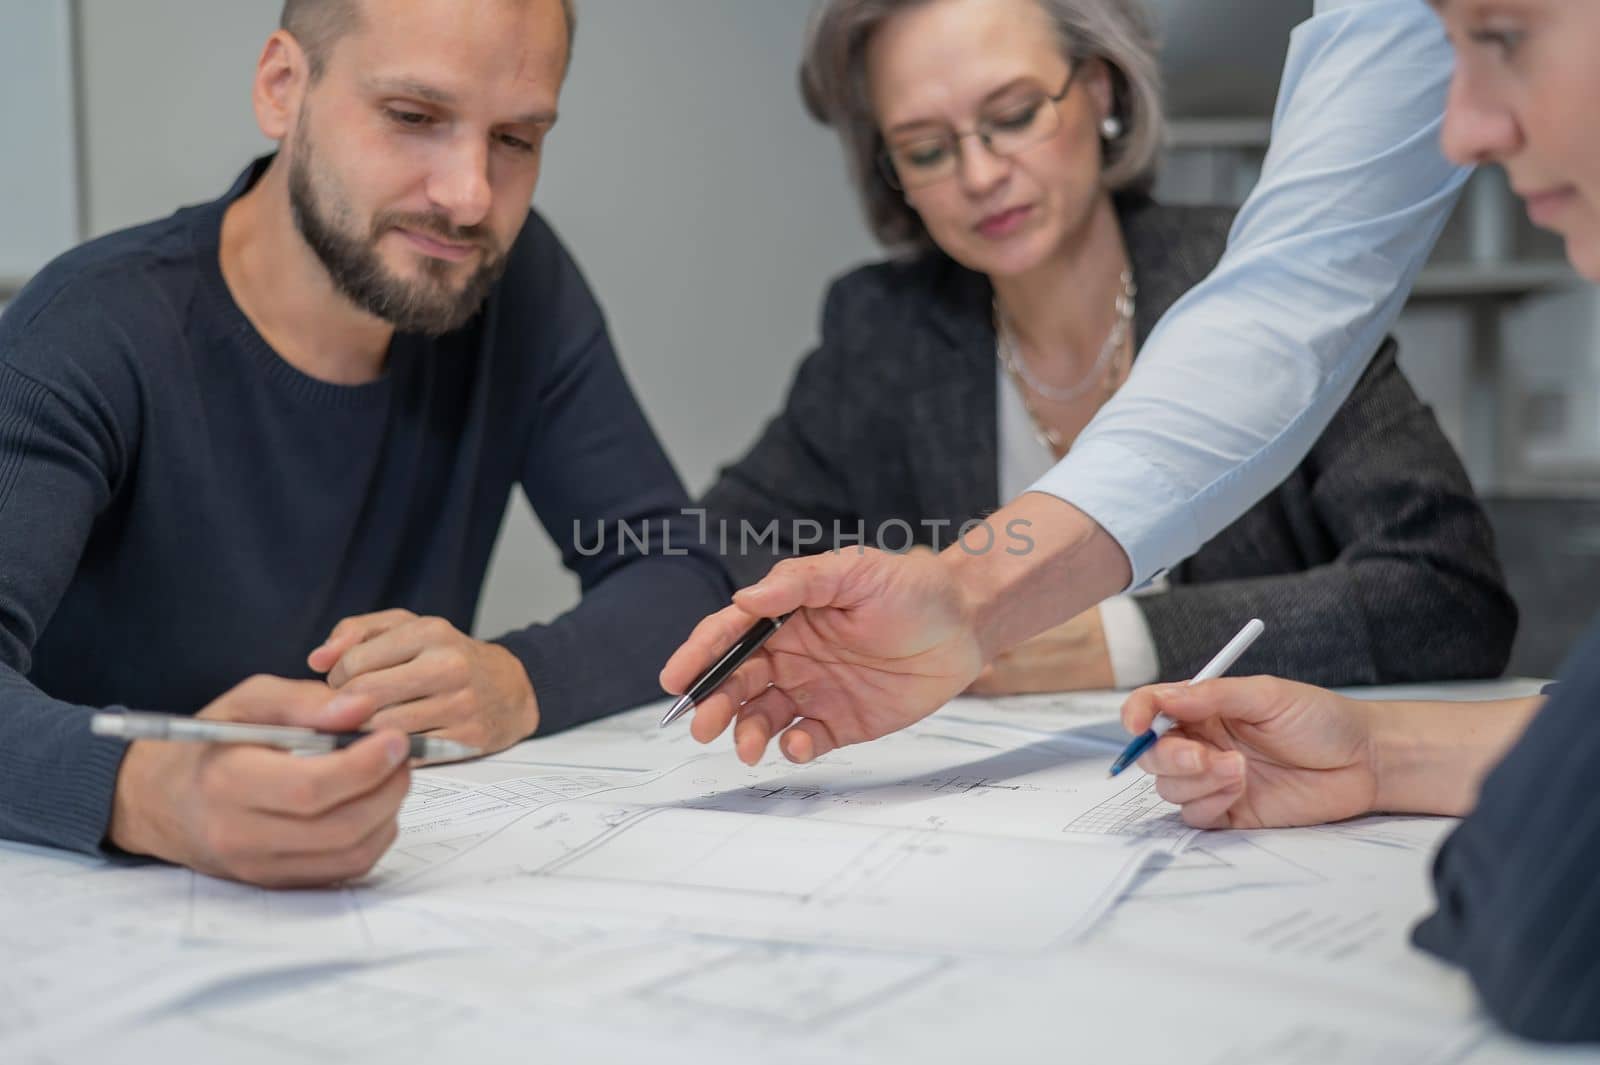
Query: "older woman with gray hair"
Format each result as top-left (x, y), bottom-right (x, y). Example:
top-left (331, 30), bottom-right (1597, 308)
top-left (700, 0), bottom-right (1514, 693)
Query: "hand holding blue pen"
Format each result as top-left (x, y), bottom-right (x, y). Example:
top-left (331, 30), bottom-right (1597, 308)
top-left (1108, 619), bottom-right (1266, 777)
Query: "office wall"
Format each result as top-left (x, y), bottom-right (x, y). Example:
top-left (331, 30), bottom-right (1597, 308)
top-left (77, 1), bottom-right (276, 235)
top-left (484, 2), bottom-right (877, 633)
top-left (74, 0), bottom-right (877, 636)
top-left (0, 2), bottom-right (80, 291)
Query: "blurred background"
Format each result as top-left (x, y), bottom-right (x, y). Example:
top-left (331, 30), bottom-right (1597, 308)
top-left (2, 1), bottom-right (1595, 676)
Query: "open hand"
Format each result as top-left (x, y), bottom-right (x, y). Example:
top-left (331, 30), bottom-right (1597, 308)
top-left (661, 548), bottom-right (987, 766)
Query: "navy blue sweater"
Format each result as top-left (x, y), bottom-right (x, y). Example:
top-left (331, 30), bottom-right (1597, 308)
top-left (0, 159), bottom-right (729, 855)
top-left (1413, 613), bottom-right (1600, 1042)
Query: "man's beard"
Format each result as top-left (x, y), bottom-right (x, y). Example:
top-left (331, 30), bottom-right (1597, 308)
top-left (287, 125), bottom-right (508, 336)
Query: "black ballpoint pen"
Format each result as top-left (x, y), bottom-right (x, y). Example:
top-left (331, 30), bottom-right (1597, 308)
top-left (660, 612), bottom-right (794, 728)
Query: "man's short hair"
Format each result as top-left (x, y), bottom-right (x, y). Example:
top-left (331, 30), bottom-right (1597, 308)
top-left (280, 0), bottom-right (578, 81)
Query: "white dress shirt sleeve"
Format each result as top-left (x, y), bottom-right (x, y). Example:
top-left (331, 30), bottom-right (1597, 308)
top-left (1027, 0), bottom-right (1471, 587)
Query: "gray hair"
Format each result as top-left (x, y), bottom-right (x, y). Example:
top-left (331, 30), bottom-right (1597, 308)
top-left (800, 0), bottom-right (1164, 250)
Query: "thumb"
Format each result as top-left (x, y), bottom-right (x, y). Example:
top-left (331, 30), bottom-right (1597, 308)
top-left (1133, 676), bottom-right (1292, 732)
top-left (202, 675), bottom-right (377, 731)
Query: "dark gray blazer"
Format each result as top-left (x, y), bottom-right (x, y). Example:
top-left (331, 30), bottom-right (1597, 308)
top-left (701, 197), bottom-right (1518, 686)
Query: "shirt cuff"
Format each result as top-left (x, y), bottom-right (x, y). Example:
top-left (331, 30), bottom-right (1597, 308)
top-left (1027, 435), bottom-right (1198, 589)
top-left (1098, 595), bottom-right (1160, 690)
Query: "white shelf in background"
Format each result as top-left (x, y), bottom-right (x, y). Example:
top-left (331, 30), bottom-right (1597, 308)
top-left (1413, 261), bottom-right (1578, 300)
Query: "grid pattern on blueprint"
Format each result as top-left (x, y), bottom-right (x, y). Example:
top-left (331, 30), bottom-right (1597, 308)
top-left (1063, 776), bottom-right (1190, 841)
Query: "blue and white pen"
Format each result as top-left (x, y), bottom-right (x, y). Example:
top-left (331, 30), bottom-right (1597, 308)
top-left (1107, 618), bottom-right (1266, 778)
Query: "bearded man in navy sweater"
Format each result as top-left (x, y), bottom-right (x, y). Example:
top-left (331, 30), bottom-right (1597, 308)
top-left (0, 0), bottom-right (729, 886)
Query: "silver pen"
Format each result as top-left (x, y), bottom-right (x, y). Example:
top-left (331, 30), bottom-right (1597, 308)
top-left (90, 710), bottom-right (482, 762)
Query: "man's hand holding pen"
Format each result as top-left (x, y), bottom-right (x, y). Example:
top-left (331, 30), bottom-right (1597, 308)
top-left (108, 676), bottom-right (411, 887)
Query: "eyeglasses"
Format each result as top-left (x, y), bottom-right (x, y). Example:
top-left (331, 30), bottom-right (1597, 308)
top-left (879, 66), bottom-right (1082, 191)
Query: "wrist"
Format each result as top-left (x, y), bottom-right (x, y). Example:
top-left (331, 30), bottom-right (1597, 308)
top-left (489, 641), bottom-right (540, 740)
top-left (1074, 607), bottom-right (1115, 689)
top-left (519, 686), bottom-right (541, 740)
top-left (1370, 700), bottom-right (1477, 817)
top-left (1368, 697), bottom-right (1541, 816)
top-left (1368, 700), bottom-right (1435, 815)
top-left (942, 494), bottom-right (1129, 663)
top-left (107, 741), bottom-right (167, 857)
top-left (941, 547), bottom-right (1002, 664)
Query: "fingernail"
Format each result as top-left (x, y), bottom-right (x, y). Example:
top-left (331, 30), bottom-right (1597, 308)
top-left (384, 734), bottom-right (410, 767)
top-left (1154, 684), bottom-right (1192, 702)
top-left (1180, 750), bottom-right (1201, 773)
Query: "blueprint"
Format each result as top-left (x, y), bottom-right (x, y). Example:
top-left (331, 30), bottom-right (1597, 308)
top-left (387, 798), bottom-right (1157, 953)
top-left (506, 716), bottom-right (1196, 847)
top-left (2, 688), bottom-right (1577, 1065)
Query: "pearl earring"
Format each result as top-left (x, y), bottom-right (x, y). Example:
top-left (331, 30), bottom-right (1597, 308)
top-left (1100, 115), bottom-right (1123, 140)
